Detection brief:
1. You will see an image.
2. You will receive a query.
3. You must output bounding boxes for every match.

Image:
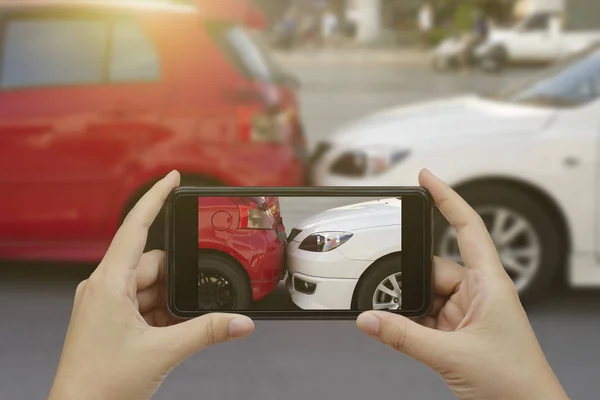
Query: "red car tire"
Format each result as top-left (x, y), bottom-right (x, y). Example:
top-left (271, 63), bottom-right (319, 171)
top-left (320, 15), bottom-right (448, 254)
top-left (197, 253), bottom-right (252, 310)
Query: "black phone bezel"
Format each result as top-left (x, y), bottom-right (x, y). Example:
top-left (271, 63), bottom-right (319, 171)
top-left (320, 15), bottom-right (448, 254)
top-left (165, 187), bottom-right (434, 320)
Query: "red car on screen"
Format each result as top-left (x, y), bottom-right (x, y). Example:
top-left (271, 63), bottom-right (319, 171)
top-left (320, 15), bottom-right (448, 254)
top-left (197, 196), bottom-right (286, 309)
top-left (0, 0), bottom-right (307, 263)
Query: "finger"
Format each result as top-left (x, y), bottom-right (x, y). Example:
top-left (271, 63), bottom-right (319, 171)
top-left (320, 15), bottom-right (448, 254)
top-left (428, 295), bottom-right (448, 319)
top-left (417, 316), bottom-right (437, 329)
top-left (357, 311), bottom-right (449, 370)
top-left (100, 171), bottom-right (180, 275)
top-left (136, 250), bottom-right (166, 291)
top-left (137, 284), bottom-right (161, 314)
top-left (433, 256), bottom-right (465, 297)
top-left (142, 308), bottom-right (177, 328)
top-left (420, 169), bottom-right (501, 272)
top-left (151, 313), bottom-right (255, 366)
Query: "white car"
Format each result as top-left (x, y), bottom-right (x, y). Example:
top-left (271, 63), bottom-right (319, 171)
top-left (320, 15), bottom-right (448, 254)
top-left (482, 10), bottom-right (600, 67)
top-left (311, 44), bottom-right (600, 303)
top-left (285, 198), bottom-right (402, 310)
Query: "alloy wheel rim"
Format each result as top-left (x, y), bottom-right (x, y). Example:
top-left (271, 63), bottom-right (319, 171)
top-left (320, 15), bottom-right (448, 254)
top-left (372, 272), bottom-right (402, 310)
top-left (197, 271), bottom-right (236, 310)
top-left (438, 206), bottom-right (541, 293)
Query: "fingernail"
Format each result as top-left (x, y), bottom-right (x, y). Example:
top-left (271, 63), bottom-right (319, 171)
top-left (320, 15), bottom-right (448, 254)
top-left (164, 170), bottom-right (180, 186)
top-left (421, 168), bottom-right (435, 178)
top-left (357, 313), bottom-right (381, 336)
top-left (229, 317), bottom-right (254, 338)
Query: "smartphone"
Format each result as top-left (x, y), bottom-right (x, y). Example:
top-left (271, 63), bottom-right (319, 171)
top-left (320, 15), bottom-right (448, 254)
top-left (165, 187), bottom-right (434, 320)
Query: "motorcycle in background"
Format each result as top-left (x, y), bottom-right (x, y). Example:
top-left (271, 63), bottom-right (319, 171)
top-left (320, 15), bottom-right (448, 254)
top-left (432, 35), bottom-right (508, 74)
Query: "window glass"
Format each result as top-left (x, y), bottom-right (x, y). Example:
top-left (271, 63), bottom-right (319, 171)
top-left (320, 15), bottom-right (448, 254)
top-left (524, 13), bottom-right (550, 31)
top-left (205, 21), bottom-right (290, 84)
top-left (225, 26), bottom-right (271, 82)
top-left (1, 19), bottom-right (107, 89)
top-left (500, 48), bottom-right (600, 107)
top-left (110, 21), bottom-right (161, 82)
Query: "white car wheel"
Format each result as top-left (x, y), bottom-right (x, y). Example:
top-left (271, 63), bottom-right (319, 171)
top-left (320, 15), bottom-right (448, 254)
top-left (372, 272), bottom-right (402, 310)
top-left (354, 255), bottom-right (403, 310)
top-left (434, 183), bottom-right (563, 304)
top-left (439, 207), bottom-right (542, 293)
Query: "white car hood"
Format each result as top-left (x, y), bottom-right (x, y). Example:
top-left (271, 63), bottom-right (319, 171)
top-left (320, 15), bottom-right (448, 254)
top-left (327, 96), bottom-right (555, 147)
top-left (293, 198), bottom-right (402, 241)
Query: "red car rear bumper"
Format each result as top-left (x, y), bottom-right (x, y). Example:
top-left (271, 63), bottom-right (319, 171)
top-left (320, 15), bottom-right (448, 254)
top-left (248, 227), bottom-right (287, 301)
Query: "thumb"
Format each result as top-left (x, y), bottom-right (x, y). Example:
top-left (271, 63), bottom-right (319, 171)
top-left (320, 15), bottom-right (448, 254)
top-left (155, 313), bottom-right (255, 366)
top-left (357, 311), bottom-right (449, 369)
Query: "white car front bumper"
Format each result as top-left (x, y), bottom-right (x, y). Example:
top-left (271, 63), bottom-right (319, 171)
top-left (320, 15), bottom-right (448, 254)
top-left (285, 272), bottom-right (358, 310)
top-left (285, 241), bottom-right (372, 310)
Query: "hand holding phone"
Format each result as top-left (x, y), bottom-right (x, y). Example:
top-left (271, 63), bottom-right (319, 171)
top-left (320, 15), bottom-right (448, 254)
top-left (48, 171), bottom-right (255, 400)
top-left (48, 169), bottom-right (568, 400)
top-left (165, 187), bottom-right (434, 319)
top-left (357, 170), bottom-right (569, 400)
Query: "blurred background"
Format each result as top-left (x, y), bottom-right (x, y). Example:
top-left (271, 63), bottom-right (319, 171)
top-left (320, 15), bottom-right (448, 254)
top-left (1, 0), bottom-right (600, 398)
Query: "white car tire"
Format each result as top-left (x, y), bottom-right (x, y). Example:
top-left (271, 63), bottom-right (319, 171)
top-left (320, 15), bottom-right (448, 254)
top-left (354, 254), bottom-right (403, 311)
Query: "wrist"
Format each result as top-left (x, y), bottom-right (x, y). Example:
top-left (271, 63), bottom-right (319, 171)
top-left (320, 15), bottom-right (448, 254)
top-left (48, 370), bottom-right (115, 400)
top-left (504, 364), bottom-right (569, 400)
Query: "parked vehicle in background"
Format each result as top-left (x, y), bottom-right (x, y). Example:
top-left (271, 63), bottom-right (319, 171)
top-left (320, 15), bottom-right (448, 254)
top-left (198, 196), bottom-right (286, 310)
top-left (0, 0), bottom-right (308, 263)
top-left (479, 10), bottom-right (600, 69)
top-left (432, 35), bottom-right (506, 74)
top-left (286, 199), bottom-right (402, 310)
top-left (311, 43), bottom-right (600, 304)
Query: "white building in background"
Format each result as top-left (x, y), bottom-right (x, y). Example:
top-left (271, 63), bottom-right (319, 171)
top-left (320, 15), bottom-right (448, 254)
top-left (514, 0), bottom-right (600, 29)
top-left (514, 0), bottom-right (565, 18)
top-left (345, 0), bottom-right (381, 43)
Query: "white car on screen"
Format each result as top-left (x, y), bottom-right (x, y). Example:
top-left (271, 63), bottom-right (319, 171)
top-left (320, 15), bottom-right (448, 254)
top-left (285, 198), bottom-right (403, 310)
top-left (311, 43), bottom-right (600, 304)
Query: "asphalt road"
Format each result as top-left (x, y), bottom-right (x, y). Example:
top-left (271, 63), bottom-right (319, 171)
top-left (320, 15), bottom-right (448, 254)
top-left (2, 65), bottom-right (600, 400)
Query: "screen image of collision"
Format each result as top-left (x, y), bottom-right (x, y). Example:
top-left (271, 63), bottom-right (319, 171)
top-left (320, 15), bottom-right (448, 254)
top-left (194, 197), bottom-right (403, 312)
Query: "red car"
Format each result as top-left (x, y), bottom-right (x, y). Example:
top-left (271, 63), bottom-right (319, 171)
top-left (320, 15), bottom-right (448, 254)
top-left (0, 0), bottom-right (307, 262)
top-left (198, 196), bottom-right (286, 309)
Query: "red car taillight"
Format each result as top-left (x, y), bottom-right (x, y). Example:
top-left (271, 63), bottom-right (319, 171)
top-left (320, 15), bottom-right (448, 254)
top-left (236, 197), bottom-right (275, 230)
top-left (265, 196), bottom-right (282, 224)
top-left (237, 106), bottom-right (294, 143)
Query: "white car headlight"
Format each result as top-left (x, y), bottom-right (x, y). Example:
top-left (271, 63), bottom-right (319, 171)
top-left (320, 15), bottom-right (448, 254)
top-left (298, 232), bottom-right (353, 252)
top-left (329, 149), bottom-right (409, 177)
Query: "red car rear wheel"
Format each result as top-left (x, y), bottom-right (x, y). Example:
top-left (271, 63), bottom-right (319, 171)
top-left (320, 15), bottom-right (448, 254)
top-left (197, 253), bottom-right (252, 310)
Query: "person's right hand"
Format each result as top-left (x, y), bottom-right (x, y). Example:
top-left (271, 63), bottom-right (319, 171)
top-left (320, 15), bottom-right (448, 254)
top-left (357, 169), bottom-right (569, 400)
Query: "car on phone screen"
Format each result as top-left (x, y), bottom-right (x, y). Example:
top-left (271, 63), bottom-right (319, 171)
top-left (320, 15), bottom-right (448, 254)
top-left (311, 43), bottom-right (600, 304)
top-left (198, 196), bottom-right (286, 310)
top-left (285, 199), bottom-right (402, 310)
top-left (0, 0), bottom-right (308, 263)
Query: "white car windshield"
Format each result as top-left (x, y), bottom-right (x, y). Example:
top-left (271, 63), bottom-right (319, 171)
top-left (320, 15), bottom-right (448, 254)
top-left (493, 46), bottom-right (600, 107)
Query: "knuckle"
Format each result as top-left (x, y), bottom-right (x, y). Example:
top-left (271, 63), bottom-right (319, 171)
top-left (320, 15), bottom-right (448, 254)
top-left (500, 277), bottom-right (520, 298)
top-left (201, 318), bottom-right (219, 346)
top-left (74, 280), bottom-right (88, 300)
top-left (147, 249), bottom-right (165, 260)
top-left (87, 271), bottom-right (103, 286)
top-left (389, 324), bottom-right (409, 353)
top-left (470, 212), bottom-right (486, 229)
top-left (86, 272), bottom-right (110, 293)
top-left (75, 280), bottom-right (87, 294)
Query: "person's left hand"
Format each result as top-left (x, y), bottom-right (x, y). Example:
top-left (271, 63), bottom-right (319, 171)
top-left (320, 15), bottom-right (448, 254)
top-left (48, 171), bottom-right (255, 400)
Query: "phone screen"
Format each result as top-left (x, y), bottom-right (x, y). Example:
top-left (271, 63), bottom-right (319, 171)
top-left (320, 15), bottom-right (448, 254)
top-left (167, 190), bottom-right (433, 319)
